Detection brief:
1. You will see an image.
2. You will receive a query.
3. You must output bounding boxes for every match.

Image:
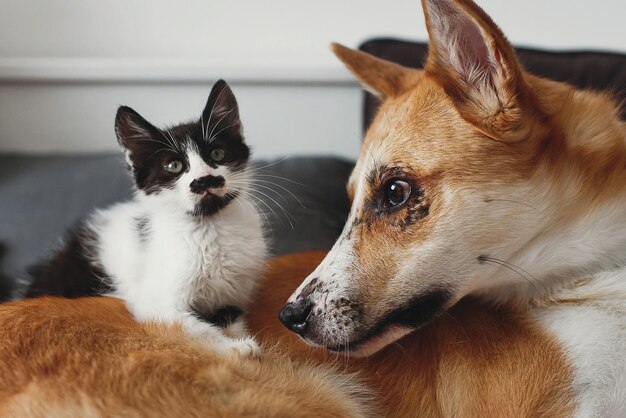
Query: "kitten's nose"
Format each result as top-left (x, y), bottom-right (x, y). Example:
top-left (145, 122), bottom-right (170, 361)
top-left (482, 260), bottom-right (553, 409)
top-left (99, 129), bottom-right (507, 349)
top-left (279, 298), bottom-right (313, 335)
top-left (190, 175), bottom-right (225, 194)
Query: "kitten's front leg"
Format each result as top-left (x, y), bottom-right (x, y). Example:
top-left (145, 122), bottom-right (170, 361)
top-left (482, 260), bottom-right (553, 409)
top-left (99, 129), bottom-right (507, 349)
top-left (223, 316), bottom-right (251, 339)
top-left (133, 307), bottom-right (260, 357)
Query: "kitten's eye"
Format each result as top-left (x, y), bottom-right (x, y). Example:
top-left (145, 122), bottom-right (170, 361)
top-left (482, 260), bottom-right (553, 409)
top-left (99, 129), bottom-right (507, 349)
top-left (165, 160), bottom-right (184, 174)
top-left (210, 148), bottom-right (225, 162)
top-left (383, 179), bottom-right (411, 208)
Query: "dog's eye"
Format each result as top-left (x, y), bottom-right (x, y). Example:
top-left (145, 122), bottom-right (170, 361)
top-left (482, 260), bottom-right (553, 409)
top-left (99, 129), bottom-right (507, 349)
top-left (383, 179), bottom-right (411, 208)
top-left (165, 160), bottom-right (184, 174)
top-left (210, 148), bottom-right (225, 162)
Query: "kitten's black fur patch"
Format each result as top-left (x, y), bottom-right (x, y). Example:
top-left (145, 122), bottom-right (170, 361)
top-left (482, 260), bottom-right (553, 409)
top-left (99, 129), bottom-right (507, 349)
top-left (26, 227), bottom-right (113, 298)
top-left (195, 306), bottom-right (243, 329)
top-left (190, 191), bottom-right (238, 217)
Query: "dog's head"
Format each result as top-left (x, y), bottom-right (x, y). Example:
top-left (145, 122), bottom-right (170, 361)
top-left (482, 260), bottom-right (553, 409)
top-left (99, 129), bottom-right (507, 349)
top-left (280, 0), bottom-right (626, 356)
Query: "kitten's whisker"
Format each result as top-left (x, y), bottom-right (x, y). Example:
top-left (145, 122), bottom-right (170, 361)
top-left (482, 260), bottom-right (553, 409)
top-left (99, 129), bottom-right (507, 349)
top-left (244, 182), bottom-right (291, 204)
top-left (200, 116), bottom-right (206, 142)
top-left (208, 122), bottom-right (240, 143)
top-left (246, 157), bottom-right (290, 173)
top-left (238, 194), bottom-right (273, 234)
top-left (248, 179), bottom-right (306, 208)
top-left (205, 85), bottom-right (227, 140)
top-left (230, 192), bottom-right (248, 217)
top-left (240, 189), bottom-right (288, 226)
top-left (245, 188), bottom-right (295, 229)
top-left (132, 136), bottom-right (176, 153)
top-left (147, 148), bottom-right (173, 159)
top-left (207, 106), bottom-right (238, 142)
top-left (158, 131), bottom-right (178, 154)
top-left (230, 179), bottom-right (304, 225)
top-left (165, 129), bottom-right (184, 154)
top-left (252, 174), bottom-right (305, 186)
top-left (240, 191), bottom-right (283, 227)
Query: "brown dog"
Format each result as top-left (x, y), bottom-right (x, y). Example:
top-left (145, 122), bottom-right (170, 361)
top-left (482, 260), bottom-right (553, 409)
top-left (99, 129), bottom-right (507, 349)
top-left (251, 252), bottom-right (574, 417)
top-left (276, 0), bottom-right (626, 416)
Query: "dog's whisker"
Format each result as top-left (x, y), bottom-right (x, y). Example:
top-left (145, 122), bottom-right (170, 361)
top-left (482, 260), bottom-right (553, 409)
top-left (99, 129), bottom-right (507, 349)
top-left (484, 198), bottom-right (538, 211)
top-left (478, 255), bottom-right (540, 290)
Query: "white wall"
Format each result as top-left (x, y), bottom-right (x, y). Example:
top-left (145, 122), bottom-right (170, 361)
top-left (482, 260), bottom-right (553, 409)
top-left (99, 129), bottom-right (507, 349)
top-left (0, 0), bottom-right (624, 159)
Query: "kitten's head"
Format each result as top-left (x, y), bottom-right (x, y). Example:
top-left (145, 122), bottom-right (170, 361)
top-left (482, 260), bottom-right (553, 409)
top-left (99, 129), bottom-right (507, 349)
top-left (115, 80), bottom-right (250, 217)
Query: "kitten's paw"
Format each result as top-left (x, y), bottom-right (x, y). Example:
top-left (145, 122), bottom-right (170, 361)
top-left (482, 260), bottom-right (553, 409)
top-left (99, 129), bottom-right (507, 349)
top-left (223, 317), bottom-right (249, 339)
top-left (215, 336), bottom-right (262, 358)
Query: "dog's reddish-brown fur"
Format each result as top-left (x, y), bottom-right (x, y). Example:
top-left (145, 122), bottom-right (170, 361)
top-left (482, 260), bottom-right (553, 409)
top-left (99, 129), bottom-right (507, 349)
top-left (249, 252), bottom-right (575, 418)
top-left (0, 296), bottom-right (373, 418)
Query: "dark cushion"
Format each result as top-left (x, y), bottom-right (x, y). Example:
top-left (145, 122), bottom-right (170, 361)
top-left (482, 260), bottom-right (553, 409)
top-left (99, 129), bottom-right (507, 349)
top-left (0, 154), bottom-right (353, 297)
top-left (360, 38), bottom-right (626, 131)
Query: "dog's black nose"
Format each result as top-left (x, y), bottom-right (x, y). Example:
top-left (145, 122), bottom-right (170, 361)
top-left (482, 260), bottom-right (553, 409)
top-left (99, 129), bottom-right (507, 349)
top-left (279, 299), bottom-right (313, 335)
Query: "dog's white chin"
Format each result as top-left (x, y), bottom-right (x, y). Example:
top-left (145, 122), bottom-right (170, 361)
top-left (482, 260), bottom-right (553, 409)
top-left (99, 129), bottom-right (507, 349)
top-left (346, 326), bottom-right (414, 357)
top-left (301, 325), bottom-right (415, 358)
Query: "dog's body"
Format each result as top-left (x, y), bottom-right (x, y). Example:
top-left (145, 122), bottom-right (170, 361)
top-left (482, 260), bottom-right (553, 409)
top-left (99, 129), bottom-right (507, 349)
top-left (0, 295), bottom-right (374, 418)
top-left (277, 0), bottom-right (626, 416)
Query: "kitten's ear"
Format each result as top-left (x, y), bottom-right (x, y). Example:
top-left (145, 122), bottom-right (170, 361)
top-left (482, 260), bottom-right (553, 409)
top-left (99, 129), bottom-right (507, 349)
top-left (115, 106), bottom-right (161, 165)
top-left (201, 80), bottom-right (242, 140)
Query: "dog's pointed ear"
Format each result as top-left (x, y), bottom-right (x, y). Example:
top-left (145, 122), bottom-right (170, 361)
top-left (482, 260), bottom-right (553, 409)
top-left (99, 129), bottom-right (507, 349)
top-left (331, 43), bottom-right (422, 99)
top-left (422, 0), bottom-right (542, 141)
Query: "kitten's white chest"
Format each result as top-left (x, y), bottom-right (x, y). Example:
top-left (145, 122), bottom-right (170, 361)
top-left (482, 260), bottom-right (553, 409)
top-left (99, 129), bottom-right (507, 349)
top-left (95, 198), bottom-right (266, 319)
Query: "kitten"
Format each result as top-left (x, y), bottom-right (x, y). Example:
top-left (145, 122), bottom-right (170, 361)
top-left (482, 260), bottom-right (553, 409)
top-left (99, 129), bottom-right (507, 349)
top-left (25, 80), bottom-right (267, 357)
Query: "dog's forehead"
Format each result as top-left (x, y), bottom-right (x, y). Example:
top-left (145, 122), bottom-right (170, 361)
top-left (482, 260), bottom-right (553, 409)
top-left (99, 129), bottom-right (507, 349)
top-left (351, 89), bottom-right (463, 192)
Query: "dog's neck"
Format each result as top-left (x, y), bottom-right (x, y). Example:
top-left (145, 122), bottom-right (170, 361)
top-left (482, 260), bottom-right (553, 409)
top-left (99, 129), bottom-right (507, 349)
top-left (475, 82), bottom-right (626, 306)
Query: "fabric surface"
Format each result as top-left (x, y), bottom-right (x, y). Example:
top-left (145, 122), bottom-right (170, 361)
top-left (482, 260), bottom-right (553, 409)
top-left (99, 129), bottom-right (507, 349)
top-left (0, 154), bottom-right (353, 295)
top-left (360, 38), bottom-right (626, 131)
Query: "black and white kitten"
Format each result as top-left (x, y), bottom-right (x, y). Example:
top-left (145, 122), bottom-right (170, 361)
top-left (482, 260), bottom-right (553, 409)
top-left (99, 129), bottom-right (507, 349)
top-left (26, 80), bottom-right (267, 356)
